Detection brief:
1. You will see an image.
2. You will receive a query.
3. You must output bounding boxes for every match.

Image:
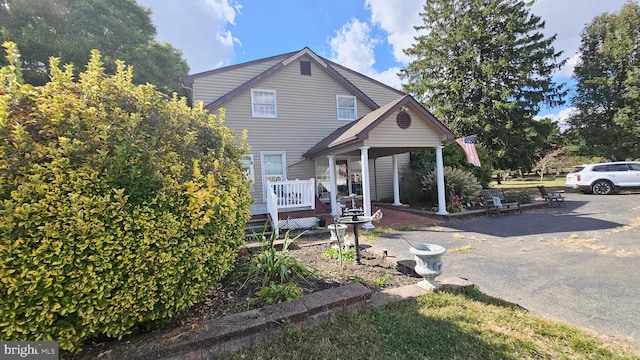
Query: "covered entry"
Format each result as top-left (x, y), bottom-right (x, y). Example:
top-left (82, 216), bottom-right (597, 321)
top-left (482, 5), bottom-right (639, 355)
top-left (303, 95), bottom-right (456, 228)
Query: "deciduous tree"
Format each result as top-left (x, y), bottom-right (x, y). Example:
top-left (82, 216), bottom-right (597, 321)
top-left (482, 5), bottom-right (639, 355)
top-left (568, 1), bottom-right (640, 160)
top-left (0, 0), bottom-right (188, 94)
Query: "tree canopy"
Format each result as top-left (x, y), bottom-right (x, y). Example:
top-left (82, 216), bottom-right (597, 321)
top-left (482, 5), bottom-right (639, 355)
top-left (568, 0), bottom-right (640, 161)
top-left (0, 0), bottom-right (189, 94)
top-left (400, 0), bottom-right (566, 170)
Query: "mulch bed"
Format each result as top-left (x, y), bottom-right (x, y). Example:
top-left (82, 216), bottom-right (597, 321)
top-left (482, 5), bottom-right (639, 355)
top-left (63, 239), bottom-right (421, 359)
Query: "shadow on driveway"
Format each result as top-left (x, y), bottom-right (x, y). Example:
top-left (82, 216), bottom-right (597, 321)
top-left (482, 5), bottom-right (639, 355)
top-left (441, 212), bottom-right (623, 237)
top-left (385, 200), bottom-right (625, 238)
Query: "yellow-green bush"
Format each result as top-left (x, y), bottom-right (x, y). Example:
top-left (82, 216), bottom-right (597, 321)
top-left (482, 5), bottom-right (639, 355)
top-left (0, 42), bottom-right (252, 350)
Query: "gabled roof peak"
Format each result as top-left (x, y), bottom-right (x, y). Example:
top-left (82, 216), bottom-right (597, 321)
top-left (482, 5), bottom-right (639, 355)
top-left (282, 47), bottom-right (328, 68)
top-left (192, 46), bottom-right (381, 112)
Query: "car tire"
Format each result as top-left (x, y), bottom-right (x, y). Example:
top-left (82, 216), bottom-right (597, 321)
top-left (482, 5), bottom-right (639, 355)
top-left (592, 180), bottom-right (613, 195)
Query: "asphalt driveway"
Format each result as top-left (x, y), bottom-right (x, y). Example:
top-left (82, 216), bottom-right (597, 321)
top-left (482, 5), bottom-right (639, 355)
top-left (372, 191), bottom-right (640, 344)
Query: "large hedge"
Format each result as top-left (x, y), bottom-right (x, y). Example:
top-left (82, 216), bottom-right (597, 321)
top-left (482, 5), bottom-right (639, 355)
top-left (0, 42), bottom-right (252, 350)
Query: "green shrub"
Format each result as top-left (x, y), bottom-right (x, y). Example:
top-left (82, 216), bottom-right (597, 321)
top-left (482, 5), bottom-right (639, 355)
top-left (399, 155), bottom-right (434, 204)
top-left (409, 145), bottom-right (493, 188)
top-left (0, 43), bottom-right (252, 350)
top-left (248, 282), bottom-right (304, 309)
top-left (422, 166), bottom-right (483, 206)
top-left (517, 191), bottom-right (532, 204)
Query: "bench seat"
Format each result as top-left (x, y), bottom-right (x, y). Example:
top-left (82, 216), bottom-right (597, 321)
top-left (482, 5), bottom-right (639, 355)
top-left (480, 189), bottom-right (522, 216)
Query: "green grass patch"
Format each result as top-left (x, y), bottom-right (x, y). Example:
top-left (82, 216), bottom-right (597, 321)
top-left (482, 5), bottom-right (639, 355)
top-left (491, 176), bottom-right (566, 193)
top-left (230, 287), bottom-right (639, 359)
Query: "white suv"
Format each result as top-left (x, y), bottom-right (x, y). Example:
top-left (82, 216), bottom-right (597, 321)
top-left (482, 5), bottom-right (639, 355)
top-left (566, 161), bottom-right (640, 194)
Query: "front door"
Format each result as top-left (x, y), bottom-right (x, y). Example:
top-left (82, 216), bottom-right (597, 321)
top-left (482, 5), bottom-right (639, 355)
top-left (335, 157), bottom-right (363, 197)
top-left (261, 152), bottom-right (286, 201)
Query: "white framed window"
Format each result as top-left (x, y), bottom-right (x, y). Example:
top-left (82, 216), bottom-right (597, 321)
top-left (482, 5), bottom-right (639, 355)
top-left (261, 152), bottom-right (286, 200)
top-left (242, 154), bottom-right (255, 192)
top-left (336, 95), bottom-right (356, 120)
top-left (251, 89), bottom-right (277, 118)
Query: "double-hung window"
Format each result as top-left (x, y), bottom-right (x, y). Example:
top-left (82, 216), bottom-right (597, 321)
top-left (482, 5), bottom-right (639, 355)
top-left (336, 95), bottom-right (356, 120)
top-left (251, 89), bottom-right (277, 118)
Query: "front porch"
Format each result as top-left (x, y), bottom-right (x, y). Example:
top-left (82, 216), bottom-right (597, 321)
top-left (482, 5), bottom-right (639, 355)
top-left (248, 95), bottom-right (457, 236)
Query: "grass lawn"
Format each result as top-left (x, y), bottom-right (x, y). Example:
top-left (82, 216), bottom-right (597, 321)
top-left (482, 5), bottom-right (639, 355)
top-left (491, 176), bottom-right (567, 194)
top-left (230, 287), bottom-right (639, 359)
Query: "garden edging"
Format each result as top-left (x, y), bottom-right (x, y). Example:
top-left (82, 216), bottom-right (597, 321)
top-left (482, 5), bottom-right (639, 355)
top-left (74, 277), bottom-right (473, 359)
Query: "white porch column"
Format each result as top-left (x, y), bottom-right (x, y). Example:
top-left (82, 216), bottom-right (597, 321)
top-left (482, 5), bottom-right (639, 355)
top-left (328, 155), bottom-right (339, 216)
top-left (436, 145), bottom-right (449, 215)
top-left (392, 154), bottom-right (402, 206)
top-left (360, 146), bottom-right (374, 229)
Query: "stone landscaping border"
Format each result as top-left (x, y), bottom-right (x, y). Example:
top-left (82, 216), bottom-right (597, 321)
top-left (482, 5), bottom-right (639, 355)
top-left (76, 277), bottom-right (472, 359)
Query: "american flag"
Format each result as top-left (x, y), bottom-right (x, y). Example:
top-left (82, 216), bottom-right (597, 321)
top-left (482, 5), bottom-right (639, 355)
top-left (455, 135), bottom-right (481, 167)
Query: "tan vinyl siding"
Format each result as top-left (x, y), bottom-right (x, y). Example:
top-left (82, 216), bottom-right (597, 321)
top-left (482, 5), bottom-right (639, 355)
top-left (369, 154), bottom-right (409, 201)
top-left (331, 63), bottom-right (404, 105)
top-left (288, 160), bottom-right (315, 182)
top-left (211, 56), bottom-right (375, 198)
top-left (365, 109), bottom-right (443, 148)
top-left (192, 58), bottom-right (283, 105)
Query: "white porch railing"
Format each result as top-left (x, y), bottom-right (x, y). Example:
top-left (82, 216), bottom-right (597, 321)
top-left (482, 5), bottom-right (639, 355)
top-left (268, 179), bottom-right (316, 210)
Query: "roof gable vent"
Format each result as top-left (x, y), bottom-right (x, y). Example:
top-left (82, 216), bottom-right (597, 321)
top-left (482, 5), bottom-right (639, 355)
top-left (300, 61), bottom-right (311, 75)
top-left (397, 111), bottom-right (411, 129)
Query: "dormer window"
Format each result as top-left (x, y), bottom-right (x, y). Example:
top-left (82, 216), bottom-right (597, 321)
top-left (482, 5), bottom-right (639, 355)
top-left (336, 95), bottom-right (356, 121)
top-left (251, 89), bottom-right (277, 118)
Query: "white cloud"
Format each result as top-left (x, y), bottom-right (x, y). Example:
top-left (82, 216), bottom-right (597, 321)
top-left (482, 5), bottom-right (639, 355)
top-left (365, 0), bottom-right (423, 64)
top-left (138, 0), bottom-right (241, 73)
top-left (373, 67), bottom-right (403, 89)
top-left (531, 0), bottom-right (632, 77)
top-left (558, 53), bottom-right (581, 77)
top-left (329, 18), bottom-right (378, 74)
top-left (203, 0), bottom-right (241, 25)
top-left (536, 107), bottom-right (577, 130)
top-left (328, 18), bottom-right (404, 89)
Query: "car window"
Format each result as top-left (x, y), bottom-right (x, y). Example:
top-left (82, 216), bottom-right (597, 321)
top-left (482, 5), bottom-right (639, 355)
top-left (629, 163), bottom-right (640, 171)
top-left (569, 166), bottom-right (585, 173)
top-left (607, 164), bottom-right (629, 172)
top-left (592, 165), bottom-right (608, 172)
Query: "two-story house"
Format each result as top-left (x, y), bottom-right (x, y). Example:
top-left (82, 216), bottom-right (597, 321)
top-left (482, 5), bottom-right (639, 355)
top-left (180, 47), bottom-right (455, 231)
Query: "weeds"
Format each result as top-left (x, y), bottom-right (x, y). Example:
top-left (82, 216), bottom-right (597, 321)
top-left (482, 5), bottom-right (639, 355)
top-left (248, 282), bottom-right (304, 309)
top-left (373, 274), bottom-right (392, 288)
top-left (322, 247), bottom-right (355, 261)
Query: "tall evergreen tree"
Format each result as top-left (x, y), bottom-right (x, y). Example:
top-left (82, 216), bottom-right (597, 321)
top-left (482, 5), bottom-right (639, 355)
top-left (0, 0), bottom-right (189, 94)
top-left (400, 0), bottom-right (566, 170)
top-left (568, 1), bottom-right (640, 161)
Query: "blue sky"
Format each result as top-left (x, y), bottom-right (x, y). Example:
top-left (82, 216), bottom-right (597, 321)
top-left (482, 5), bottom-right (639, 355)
top-left (136, 0), bottom-right (635, 125)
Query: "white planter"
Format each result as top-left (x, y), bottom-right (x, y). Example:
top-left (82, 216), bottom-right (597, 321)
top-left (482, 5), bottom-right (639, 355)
top-left (410, 243), bottom-right (446, 291)
top-left (328, 223), bottom-right (347, 240)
